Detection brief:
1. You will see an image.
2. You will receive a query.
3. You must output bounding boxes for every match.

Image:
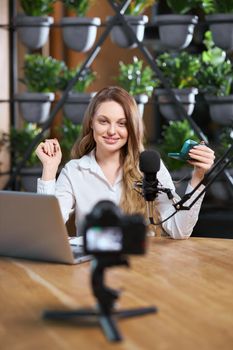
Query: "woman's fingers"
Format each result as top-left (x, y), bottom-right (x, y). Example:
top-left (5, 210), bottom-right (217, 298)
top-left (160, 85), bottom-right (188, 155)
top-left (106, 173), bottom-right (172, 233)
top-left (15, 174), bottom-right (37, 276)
top-left (42, 139), bottom-right (60, 157)
top-left (188, 144), bottom-right (215, 171)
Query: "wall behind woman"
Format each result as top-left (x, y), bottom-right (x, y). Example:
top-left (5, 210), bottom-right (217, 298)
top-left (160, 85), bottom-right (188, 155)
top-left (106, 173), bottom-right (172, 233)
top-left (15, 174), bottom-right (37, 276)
top-left (0, 0), bottom-right (10, 189)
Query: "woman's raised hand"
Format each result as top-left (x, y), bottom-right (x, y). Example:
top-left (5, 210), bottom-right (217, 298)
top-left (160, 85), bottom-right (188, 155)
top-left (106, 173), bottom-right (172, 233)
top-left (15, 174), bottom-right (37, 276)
top-left (188, 142), bottom-right (215, 187)
top-left (35, 139), bottom-right (62, 180)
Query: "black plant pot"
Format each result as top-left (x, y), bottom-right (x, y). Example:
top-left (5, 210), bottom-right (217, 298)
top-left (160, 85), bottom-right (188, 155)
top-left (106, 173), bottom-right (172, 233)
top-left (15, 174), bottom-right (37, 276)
top-left (206, 14), bottom-right (233, 51)
top-left (107, 15), bottom-right (148, 49)
top-left (15, 15), bottom-right (53, 49)
top-left (15, 92), bottom-right (55, 125)
top-left (63, 92), bottom-right (96, 124)
top-left (154, 88), bottom-right (198, 121)
top-left (156, 15), bottom-right (198, 49)
top-left (20, 166), bottom-right (42, 192)
top-left (205, 95), bottom-right (233, 125)
top-left (61, 17), bottom-right (101, 52)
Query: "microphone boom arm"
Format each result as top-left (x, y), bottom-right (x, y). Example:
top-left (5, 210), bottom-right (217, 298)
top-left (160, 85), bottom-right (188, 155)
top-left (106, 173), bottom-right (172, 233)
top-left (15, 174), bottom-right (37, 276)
top-left (173, 144), bottom-right (233, 211)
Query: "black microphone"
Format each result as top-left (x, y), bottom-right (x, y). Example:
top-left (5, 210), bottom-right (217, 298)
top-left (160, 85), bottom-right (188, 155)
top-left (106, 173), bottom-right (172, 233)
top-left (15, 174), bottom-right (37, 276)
top-left (139, 150), bottom-right (161, 224)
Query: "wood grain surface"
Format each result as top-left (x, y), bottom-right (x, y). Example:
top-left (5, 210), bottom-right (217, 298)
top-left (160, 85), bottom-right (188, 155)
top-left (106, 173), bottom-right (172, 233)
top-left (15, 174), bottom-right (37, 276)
top-left (0, 237), bottom-right (232, 349)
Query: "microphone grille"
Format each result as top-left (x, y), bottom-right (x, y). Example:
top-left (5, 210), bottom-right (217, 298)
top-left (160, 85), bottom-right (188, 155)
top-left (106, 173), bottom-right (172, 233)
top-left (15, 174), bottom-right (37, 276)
top-left (139, 150), bottom-right (160, 173)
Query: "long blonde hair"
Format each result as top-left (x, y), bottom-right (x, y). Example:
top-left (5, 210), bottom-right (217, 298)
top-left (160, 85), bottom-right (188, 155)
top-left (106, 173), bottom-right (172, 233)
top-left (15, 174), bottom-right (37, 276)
top-left (71, 86), bottom-right (157, 223)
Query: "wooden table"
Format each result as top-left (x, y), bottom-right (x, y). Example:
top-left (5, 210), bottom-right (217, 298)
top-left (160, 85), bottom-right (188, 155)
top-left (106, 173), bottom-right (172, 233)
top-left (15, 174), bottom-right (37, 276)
top-left (0, 237), bottom-right (233, 349)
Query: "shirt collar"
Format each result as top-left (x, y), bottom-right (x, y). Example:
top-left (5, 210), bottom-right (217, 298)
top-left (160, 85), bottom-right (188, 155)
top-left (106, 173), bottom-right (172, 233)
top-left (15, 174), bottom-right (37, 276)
top-left (78, 149), bottom-right (123, 184)
top-left (77, 149), bottom-right (97, 171)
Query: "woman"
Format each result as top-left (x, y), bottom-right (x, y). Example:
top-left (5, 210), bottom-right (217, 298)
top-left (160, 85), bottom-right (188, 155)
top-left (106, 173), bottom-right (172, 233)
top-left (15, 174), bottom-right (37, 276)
top-left (36, 86), bottom-right (215, 239)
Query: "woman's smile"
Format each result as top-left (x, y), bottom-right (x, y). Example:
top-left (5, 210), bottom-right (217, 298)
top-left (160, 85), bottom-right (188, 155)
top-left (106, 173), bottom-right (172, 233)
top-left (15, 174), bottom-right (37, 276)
top-left (103, 136), bottom-right (120, 144)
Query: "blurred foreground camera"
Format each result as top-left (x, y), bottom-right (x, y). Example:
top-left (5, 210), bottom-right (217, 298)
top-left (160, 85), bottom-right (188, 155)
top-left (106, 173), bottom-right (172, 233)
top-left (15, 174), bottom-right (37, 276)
top-left (80, 200), bottom-right (147, 255)
top-left (44, 200), bottom-right (156, 343)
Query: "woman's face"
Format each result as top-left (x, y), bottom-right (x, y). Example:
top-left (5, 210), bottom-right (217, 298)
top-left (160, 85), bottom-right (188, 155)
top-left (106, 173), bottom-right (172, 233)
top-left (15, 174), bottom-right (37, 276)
top-left (91, 100), bottom-right (128, 155)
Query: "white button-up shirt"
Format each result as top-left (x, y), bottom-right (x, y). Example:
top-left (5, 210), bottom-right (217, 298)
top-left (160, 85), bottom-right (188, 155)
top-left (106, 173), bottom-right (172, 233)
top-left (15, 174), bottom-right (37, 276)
top-left (37, 150), bottom-right (205, 239)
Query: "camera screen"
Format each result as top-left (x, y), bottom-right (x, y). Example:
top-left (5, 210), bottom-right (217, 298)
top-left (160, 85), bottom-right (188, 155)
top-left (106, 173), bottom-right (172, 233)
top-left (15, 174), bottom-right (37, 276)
top-left (85, 226), bottom-right (122, 253)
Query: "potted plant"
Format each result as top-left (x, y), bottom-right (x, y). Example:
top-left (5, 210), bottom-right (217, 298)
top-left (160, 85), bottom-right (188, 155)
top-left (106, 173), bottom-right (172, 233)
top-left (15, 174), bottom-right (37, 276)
top-left (153, 51), bottom-right (200, 120)
top-left (61, 0), bottom-right (101, 52)
top-left (114, 56), bottom-right (157, 116)
top-left (197, 31), bottom-right (233, 125)
top-left (58, 63), bottom-right (96, 124)
top-left (15, 0), bottom-right (55, 49)
top-left (58, 118), bottom-right (82, 163)
top-left (9, 123), bottom-right (45, 192)
top-left (156, 0), bottom-right (200, 49)
top-left (202, 0), bottom-right (233, 51)
top-left (107, 0), bottom-right (156, 49)
top-left (158, 119), bottom-right (200, 195)
top-left (15, 54), bottom-right (65, 125)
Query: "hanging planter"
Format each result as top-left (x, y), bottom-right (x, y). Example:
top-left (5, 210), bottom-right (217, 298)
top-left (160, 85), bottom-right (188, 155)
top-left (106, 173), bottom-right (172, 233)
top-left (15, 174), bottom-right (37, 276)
top-left (107, 15), bottom-right (148, 49)
top-left (20, 166), bottom-right (43, 192)
top-left (9, 123), bottom-right (44, 192)
top-left (61, 0), bottom-right (100, 52)
top-left (205, 14), bottom-right (233, 51)
top-left (61, 17), bottom-right (101, 52)
top-left (15, 15), bottom-right (54, 50)
top-left (155, 88), bottom-right (198, 121)
top-left (197, 31), bottom-right (233, 125)
top-left (64, 92), bottom-right (96, 124)
top-left (153, 51), bottom-right (200, 120)
top-left (156, 15), bottom-right (198, 49)
top-left (59, 63), bottom-right (97, 124)
top-left (15, 92), bottom-right (55, 124)
top-left (16, 54), bottom-right (64, 125)
top-left (15, 0), bottom-right (55, 49)
top-left (106, 0), bottom-right (156, 48)
top-left (204, 95), bottom-right (233, 125)
top-left (201, 0), bottom-right (233, 50)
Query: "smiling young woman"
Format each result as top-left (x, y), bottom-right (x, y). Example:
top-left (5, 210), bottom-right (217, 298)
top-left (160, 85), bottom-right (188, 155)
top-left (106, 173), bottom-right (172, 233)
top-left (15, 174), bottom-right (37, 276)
top-left (36, 86), bottom-right (215, 239)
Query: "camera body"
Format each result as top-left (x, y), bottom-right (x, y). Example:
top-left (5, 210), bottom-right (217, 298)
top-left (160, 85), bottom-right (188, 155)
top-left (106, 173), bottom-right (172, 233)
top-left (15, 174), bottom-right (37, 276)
top-left (80, 200), bottom-right (147, 256)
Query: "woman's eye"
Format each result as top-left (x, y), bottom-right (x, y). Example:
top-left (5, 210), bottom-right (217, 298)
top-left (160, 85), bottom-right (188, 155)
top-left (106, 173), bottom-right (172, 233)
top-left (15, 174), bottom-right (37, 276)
top-left (99, 119), bottom-right (107, 124)
top-left (118, 121), bottom-right (126, 127)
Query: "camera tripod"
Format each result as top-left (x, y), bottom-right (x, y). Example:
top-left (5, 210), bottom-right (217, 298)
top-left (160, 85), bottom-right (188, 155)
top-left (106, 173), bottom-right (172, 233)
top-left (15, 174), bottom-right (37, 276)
top-left (43, 255), bottom-right (157, 342)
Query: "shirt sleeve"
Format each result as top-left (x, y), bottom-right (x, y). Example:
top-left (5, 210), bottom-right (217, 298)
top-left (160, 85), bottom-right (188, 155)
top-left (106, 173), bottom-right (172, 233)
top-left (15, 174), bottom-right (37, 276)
top-left (37, 165), bottom-right (75, 224)
top-left (156, 161), bottom-right (205, 239)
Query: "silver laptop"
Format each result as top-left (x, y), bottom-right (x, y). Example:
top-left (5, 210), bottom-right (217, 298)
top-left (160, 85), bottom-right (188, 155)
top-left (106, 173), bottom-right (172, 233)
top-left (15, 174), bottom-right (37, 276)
top-left (0, 191), bottom-right (91, 264)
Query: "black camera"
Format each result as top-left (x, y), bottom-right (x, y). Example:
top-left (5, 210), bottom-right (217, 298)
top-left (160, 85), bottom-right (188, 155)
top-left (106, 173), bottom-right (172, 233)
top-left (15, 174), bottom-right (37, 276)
top-left (80, 200), bottom-right (147, 255)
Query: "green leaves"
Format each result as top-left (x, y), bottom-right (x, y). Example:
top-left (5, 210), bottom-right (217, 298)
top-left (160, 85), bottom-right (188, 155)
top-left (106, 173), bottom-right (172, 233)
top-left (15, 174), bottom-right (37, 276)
top-left (201, 0), bottom-right (233, 14)
top-left (59, 65), bottom-right (96, 92)
top-left (21, 54), bottom-right (66, 93)
top-left (117, 0), bottom-right (156, 16)
top-left (154, 52), bottom-right (200, 89)
top-left (21, 55), bottom-right (96, 93)
top-left (10, 123), bottom-right (42, 167)
top-left (159, 120), bottom-right (199, 171)
top-left (167, 0), bottom-right (202, 14)
top-left (59, 118), bottom-right (82, 163)
top-left (218, 127), bottom-right (233, 156)
top-left (116, 56), bottom-right (156, 97)
top-left (63, 0), bottom-right (95, 16)
top-left (198, 32), bottom-right (233, 96)
top-left (20, 0), bottom-right (56, 16)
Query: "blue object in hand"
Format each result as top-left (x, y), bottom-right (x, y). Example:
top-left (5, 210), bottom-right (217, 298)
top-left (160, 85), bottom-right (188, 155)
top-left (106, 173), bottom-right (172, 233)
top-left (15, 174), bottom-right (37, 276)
top-left (168, 139), bottom-right (199, 161)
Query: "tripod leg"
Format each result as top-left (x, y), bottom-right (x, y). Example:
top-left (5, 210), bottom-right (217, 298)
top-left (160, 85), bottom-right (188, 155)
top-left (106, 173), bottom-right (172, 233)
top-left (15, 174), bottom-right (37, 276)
top-left (114, 306), bottom-right (157, 319)
top-left (99, 313), bottom-right (122, 342)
